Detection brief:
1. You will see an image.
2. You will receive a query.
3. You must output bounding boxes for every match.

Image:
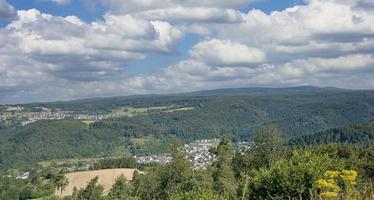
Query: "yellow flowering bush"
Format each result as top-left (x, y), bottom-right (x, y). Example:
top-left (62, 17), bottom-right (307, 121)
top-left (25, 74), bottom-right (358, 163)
top-left (314, 169), bottom-right (358, 200)
top-left (340, 170), bottom-right (358, 185)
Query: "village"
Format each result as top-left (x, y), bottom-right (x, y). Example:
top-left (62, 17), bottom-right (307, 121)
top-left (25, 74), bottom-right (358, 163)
top-left (135, 139), bottom-right (220, 170)
top-left (0, 106), bottom-right (122, 126)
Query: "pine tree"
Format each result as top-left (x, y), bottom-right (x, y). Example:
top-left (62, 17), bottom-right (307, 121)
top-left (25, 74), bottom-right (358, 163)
top-left (210, 138), bottom-right (238, 199)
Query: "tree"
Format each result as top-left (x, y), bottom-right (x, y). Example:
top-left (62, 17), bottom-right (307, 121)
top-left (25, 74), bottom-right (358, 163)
top-left (77, 176), bottom-right (104, 200)
top-left (210, 138), bottom-right (238, 199)
top-left (107, 175), bottom-right (134, 200)
top-left (170, 188), bottom-right (225, 200)
top-left (160, 139), bottom-right (194, 199)
top-left (252, 124), bottom-right (283, 168)
top-left (55, 170), bottom-right (69, 196)
top-left (233, 124), bottom-right (284, 176)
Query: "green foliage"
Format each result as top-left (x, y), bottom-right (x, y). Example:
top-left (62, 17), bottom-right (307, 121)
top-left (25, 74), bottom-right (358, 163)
top-left (55, 170), bottom-right (69, 196)
top-left (289, 122), bottom-right (374, 146)
top-left (106, 175), bottom-right (135, 200)
top-left (248, 151), bottom-right (337, 199)
top-left (210, 138), bottom-right (238, 199)
top-left (232, 125), bottom-right (284, 176)
top-left (0, 169), bottom-right (57, 200)
top-left (75, 176), bottom-right (104, 200)
top-left (169, 188), bottom-right (225, 200)
top-left (90, 157), bottom-right (137, 170)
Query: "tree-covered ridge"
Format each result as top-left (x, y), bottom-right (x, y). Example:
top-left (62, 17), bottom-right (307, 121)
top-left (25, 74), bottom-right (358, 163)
top-left (1, 89), bottom-right (374, 170)
top-left (289, 122), bottom-right (374, 146)
top-left (0, 120), bottom-right (124, 170)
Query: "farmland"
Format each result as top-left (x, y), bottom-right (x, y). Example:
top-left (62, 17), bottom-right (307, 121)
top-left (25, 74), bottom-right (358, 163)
top-left (55, 168), bottom-right (140, 197)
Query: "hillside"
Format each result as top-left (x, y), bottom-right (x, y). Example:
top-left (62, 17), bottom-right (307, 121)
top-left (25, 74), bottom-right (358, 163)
top-left (289, 122), bottom-right (374, 146)
top-left (0, 87), bottom-right (374, 170)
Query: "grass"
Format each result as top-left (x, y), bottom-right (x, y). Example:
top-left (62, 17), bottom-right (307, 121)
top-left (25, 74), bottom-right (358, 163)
top-left (38, 157), bottom-right (102, 168)
top-left (111, 105), bottom-right (195, 116)
top-left (164, 107), bottom-right (195, 113)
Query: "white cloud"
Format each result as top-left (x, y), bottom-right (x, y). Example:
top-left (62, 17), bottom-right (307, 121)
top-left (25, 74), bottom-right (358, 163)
top-left (215, 0), bottom-right (374, 61)
top-left (51, 0), bottom-right (70, 5)
top-left (0, 8), bottom-right (185, 103)
top-left (0, 9), bottom-right (183, 78)
top-left (103, 0), bottom-right (251, 23)
top-left (104, 0), bottom-right (258, 14)
top-left (134, 7), bottom-right (243, 23)
top-left (122, 53), bottom-right (374, 95)
top-left (190, 39), bottom-right (266, 66)
top-left (1, 0), bottom-right (374, 103)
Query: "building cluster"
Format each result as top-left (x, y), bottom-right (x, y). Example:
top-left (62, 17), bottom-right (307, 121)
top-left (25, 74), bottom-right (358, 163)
top-left (0, 108), bottom-right (125, 126)
top-left (19, 111), bottom-right (69, 126)
top-left (65, 164), bottom-right (92, 172)
top-left (135, 154), bottom-right (173, 165)
top-left (135, 139), bottom-right (219, 170)
top-left (16, 172), bottom-right (30, 180)
top-left (184, 139), bottom-right (219, 169)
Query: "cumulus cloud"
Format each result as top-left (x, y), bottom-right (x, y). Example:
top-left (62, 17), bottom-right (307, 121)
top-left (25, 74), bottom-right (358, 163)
top-left (0, 0), bottom-right (16, 20)
top-left (216, 0), bottom-right (374, 61)
top-left (190, 39), bottom-right (266, 66)
top-left (1, 0), bottom-right (374, 103)
top-left (0, 7), bottom-right (184, 103)
top-left (0, 9), bottom-right (183, 82)
top-left (103, 0), bottom-right (251, 23)
top-left (105, 0), bottom-right (258, 14)
top-left (123, 54), bottom-right (374, 95)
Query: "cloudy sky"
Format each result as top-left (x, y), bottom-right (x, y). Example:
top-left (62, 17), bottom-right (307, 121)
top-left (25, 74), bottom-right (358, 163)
top-left (0, 0), bottom-right (373, 104)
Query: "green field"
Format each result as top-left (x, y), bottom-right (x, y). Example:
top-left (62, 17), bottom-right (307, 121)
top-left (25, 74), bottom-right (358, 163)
top-left (38, 157), bottom-right (102, 168)
top-left (111, 105), bottom-right (194, 116)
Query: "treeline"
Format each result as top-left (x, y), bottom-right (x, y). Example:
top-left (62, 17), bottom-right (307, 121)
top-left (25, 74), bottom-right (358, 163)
top-left (289, 122), bottom-right (374, 146)
top-left (90, 157), bottom-right (137, 170)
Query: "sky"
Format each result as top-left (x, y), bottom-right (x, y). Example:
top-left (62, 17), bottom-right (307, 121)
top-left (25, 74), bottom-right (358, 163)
top-left (0, 0), bottom-right (373, 104)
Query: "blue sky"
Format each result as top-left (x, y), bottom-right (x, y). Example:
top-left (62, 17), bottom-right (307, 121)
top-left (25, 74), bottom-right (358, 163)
top-left (0, 0), bottom-right (373, 103)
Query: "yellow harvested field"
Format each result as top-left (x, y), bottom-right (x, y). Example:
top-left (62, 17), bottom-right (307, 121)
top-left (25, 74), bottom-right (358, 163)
top-left (81, 120), bottom-right (95, 126)
top-left (56, 168), bottom-right (140, 197)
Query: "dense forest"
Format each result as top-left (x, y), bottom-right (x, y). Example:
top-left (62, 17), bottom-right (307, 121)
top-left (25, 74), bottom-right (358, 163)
top-left (0, 87), bottom-right (374, 170)
top-left (289, 122), bottom-right (374, 146)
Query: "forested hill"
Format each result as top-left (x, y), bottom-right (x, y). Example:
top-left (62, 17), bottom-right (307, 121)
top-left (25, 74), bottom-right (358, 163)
top-left (1, 87), bottom-right (374, 169)
top-left (12, 86), bottom-right (348, 111)
top-left (289, 122), bottom-right (374, 146)
top-left (179, 86), bottom-right (348, 96)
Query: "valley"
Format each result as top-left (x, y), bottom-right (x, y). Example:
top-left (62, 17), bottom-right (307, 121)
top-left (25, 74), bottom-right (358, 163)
top-left (0, 87), bottom-right (373, 200)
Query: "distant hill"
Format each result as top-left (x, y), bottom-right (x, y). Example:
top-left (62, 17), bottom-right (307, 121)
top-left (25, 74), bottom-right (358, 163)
top-left (9, 86), bottom-right (354, 112)
top-left (179, 86), bottom-right (348, 96)
top-left (0, 86), bottom-right (346, 107)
